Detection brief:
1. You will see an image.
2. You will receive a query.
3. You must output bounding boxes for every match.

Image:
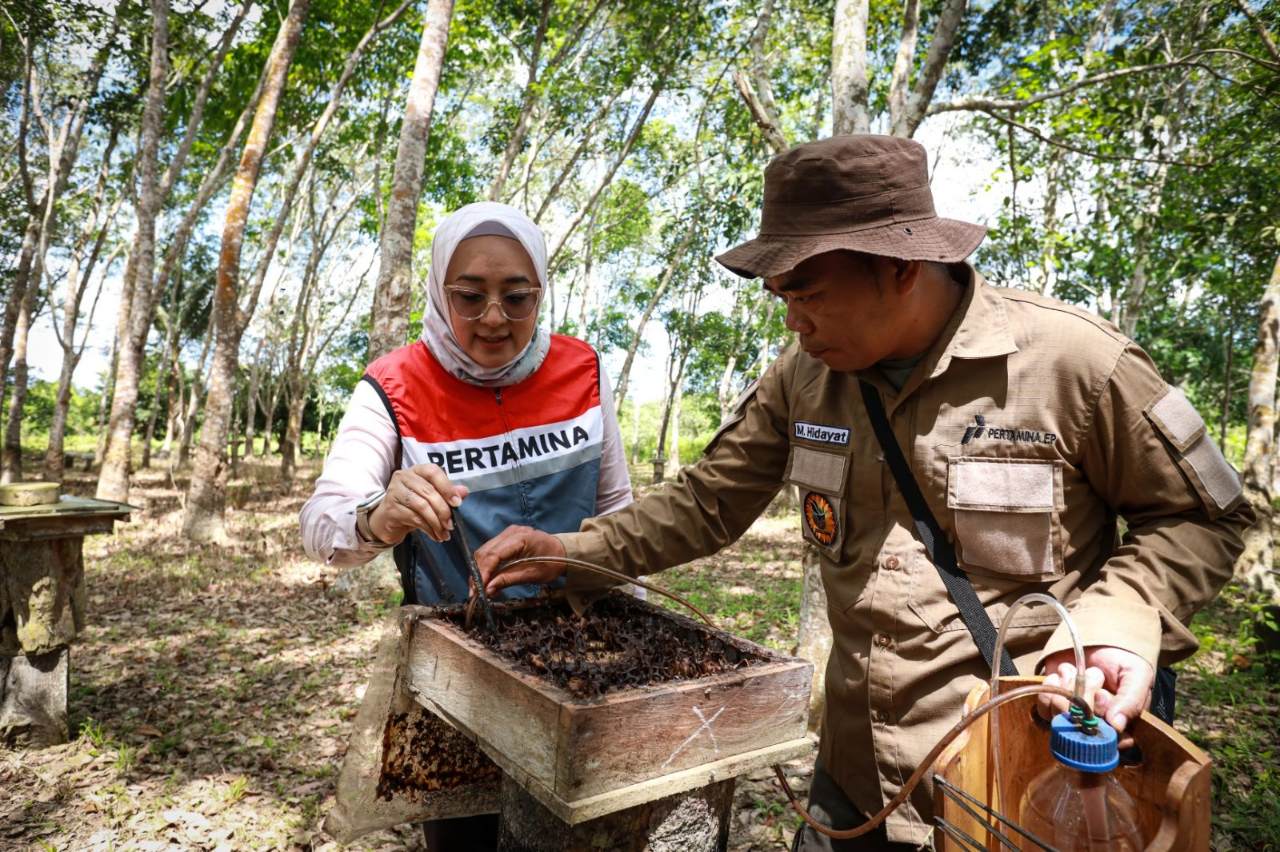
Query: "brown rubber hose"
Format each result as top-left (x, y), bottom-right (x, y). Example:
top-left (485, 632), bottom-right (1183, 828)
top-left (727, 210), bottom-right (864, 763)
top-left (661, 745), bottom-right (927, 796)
top-left (772, 684), bottom-right (1092, 840)
top-left (496, 556), bottom-right (716, 626)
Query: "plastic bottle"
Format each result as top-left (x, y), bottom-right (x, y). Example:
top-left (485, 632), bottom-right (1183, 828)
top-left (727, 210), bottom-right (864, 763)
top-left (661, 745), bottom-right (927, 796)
top-left (1017, 712), bottom-right (1143, 851)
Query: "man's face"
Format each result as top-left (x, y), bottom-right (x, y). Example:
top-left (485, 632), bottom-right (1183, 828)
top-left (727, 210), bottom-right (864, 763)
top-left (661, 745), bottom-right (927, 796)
top-left (763, 251), bottom-right (914, 372)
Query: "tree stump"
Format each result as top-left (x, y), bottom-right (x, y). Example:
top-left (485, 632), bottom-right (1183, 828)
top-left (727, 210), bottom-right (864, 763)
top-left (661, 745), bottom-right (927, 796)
top-left (0, 647), bottom-right (70, 747)
top-left (496, 774), bottom-right (735, 852)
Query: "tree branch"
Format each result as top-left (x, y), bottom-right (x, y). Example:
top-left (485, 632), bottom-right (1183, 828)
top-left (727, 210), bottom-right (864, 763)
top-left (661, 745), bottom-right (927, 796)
top-left (887, 0), bottom-right (921, 136)
top-left (487, 0), bottom-right (552, 200)
top-left (901, 0), bottom-right (967, 136)
top-left (16, 30), bottom-right (34, 212)
top-left (733, 70), bottom-right (788, 154)
top-left (979, 107), bottom-right (1208, 167)
top-left (532, 87), bottom-right (622, 222)
top-left (746, 0), bottom-right (786, 148)
top-left (1235, 0), bottom-right (1280, 65)
top-left (547, 83), bottom-right (662, 272)
top-left (158, 0), bottom-right (255, 199)
top-left (929, 50), bottom-right (1271, 115)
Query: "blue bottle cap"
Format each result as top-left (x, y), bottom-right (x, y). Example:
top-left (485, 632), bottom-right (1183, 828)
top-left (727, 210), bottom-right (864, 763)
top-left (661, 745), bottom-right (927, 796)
top-left (1049, 711), bottom-right (1120, 773)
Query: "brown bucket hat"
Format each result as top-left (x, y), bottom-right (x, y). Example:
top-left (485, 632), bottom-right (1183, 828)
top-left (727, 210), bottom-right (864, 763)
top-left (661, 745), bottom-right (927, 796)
top-left (716, 135), bottom-right (986, 279)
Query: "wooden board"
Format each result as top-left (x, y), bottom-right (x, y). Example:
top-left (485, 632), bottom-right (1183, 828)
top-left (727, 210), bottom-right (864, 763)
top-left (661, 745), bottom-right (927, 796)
top-left (932, 676), bottom-right (1212, 851)
top-left (404, 595), bottom-right (814, 823)
top-left (0, 495), bottom-right (133, 533)
top-left (552, 658), bottom-right (811, 800)
top-left (325, 613), bottom-right (500, 843)
top-left (496, 739), bottom-right (813, 830)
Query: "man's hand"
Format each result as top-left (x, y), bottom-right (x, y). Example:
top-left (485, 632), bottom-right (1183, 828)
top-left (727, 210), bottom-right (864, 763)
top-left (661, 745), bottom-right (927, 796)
top-left (475, 525), bottom-right (567, 596)
top-left (1038, 645), bottom-right (1154, 747)
top-left (369, 463), bottom-right (469, 544)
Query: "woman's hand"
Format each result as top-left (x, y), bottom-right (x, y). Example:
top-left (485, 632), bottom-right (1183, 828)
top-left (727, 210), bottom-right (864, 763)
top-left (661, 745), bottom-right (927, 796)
top-left (475, 525), bottom-right (567, 596)
top-left (368, 463), bottom-right (469, 544)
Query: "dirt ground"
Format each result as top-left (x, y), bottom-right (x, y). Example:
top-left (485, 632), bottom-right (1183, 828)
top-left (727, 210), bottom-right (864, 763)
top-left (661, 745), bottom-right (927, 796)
top-left (2, 458), bottom-right (1276, 849)
top-left (0, 461), bottom-right (812, 851)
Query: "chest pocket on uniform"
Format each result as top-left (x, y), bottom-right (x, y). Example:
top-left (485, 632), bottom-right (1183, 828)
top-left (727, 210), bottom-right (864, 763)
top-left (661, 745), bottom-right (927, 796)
top-left (785, 444), bottom-right (850, 553)
top-left (947, 457), bottom-right (1064, 580)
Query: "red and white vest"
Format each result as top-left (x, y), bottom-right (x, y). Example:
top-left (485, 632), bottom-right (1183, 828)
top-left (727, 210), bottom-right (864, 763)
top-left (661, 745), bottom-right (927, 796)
top-left (363, 336), bottom-right (603, 603)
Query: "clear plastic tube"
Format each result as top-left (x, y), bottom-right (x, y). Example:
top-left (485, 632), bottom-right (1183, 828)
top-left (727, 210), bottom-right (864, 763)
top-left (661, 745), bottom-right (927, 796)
top-left (989, 593), bottom-right (1087, 826)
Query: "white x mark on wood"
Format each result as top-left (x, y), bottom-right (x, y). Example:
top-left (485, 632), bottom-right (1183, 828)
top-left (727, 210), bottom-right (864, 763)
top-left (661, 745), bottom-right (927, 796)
top-left (660, 705), bottom-right (726, 769)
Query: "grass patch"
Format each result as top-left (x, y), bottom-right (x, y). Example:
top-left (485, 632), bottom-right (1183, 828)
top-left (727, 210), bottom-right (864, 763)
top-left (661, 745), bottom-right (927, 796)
top-left (1179, 584), bottom-right (1280, 848)
top-left (652, 550), bottom-right (803, 652)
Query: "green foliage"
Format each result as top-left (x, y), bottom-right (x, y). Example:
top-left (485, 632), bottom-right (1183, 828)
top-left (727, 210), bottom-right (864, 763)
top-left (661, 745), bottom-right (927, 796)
top-left (1183, 583), bottom-right (1280, 846)
top-left (617, 392), bottom-right (722, 466)
top-left (10, 0), bottom-right (1279, 536)
top-left (18, 380), bottom-right (101, 443)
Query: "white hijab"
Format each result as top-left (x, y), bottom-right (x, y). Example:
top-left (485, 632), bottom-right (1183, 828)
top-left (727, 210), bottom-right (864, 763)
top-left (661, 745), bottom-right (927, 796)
top-left (421, 202), bottom-right (551, 387)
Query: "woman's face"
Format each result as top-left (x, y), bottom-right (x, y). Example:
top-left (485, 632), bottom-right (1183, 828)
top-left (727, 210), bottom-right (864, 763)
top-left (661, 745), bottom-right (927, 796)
top-left (444, 235), bottom-right (541, 368)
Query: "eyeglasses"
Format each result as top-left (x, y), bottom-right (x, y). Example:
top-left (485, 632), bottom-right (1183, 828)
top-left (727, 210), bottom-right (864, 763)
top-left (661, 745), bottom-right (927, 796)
top-left (445, 286), bottom-right (541, 321)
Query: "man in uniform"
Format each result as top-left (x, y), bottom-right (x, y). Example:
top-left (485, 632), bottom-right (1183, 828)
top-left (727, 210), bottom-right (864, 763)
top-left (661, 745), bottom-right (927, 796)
top-left (475, 135), bottom-right (1252, 850)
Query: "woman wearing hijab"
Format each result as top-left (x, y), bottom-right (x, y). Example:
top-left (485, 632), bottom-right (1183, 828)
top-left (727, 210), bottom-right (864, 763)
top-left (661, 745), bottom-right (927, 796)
top-left (301, 201), bottom-right (633, 604)
top-left (302, 202), bottom-right (632, 849)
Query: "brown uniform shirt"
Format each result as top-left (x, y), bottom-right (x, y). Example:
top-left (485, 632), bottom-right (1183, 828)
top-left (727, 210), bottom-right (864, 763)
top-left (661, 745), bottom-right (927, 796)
top-left (559, 269), bottom-right (1252, 844)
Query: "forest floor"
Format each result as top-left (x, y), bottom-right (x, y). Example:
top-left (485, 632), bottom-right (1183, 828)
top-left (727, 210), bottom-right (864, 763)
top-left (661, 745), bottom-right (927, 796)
top-left (1, 457), bottom-right (1277, 851)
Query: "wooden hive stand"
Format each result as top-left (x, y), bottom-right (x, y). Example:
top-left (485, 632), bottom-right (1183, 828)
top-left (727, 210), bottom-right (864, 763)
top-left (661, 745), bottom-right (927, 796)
top-left (0, 489), bottom-right (132, 747)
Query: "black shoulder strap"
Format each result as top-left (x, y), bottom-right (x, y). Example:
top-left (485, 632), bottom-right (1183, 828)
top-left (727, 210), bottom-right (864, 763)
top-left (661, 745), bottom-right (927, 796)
top-left (362, 373), bottom-right (423, 602)
top-left (858, 381), bottom-right (1017, 677)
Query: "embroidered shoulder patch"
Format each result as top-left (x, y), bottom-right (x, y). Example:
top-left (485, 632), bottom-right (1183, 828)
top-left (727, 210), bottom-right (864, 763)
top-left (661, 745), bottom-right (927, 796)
top-left (794, 420), bottom-right (850, 446)
top-left (1146, 385), bottom-right (1243, 514)
top-left (803, 492), bottom-right (839, 546)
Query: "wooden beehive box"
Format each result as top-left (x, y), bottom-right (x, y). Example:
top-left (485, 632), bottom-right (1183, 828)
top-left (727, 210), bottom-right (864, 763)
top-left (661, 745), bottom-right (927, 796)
top-left (403, 592), bottom-right (815, 824)
top-left (932, 676), bottom-right (1211, 851)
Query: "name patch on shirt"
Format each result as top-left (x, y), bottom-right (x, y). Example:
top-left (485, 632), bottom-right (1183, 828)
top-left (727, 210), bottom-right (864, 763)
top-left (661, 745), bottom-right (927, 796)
top-left (794, 421), bottom-right (850, 446)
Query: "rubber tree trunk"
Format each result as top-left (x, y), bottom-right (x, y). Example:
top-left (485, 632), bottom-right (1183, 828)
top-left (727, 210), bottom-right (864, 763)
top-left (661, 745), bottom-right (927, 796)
top-left (98, 0), bottom-right (254, 497)
top-left (486, 0), bottom-right (550, 202)
top-left (182, 0), bottom-right (311, 542)
top-left (0, 10), bottom-right (117, 396)
top-left (242, 337), bottom-right (268, 458)
top-left (1238, 255), bottom-right (1280, 599)
top-left (368, 0), bottom-right (455, 361)
top-left (795, 547), bottom-right (831, 731)
top-left (259, 382), bottom-right (279, 457)
top-left (94, 341), bottom-right (117, 466)
top-left (279, 377), bottom-right (308, 486)
top-left (177, 361), bottom-right (207, 469)
top-left (0, 284), bottom-right (36, 483)
top-left (653, 345), bottom-right (688, 484)
top-left (43, 193), bottom-right (120, 481)
top-left (495, 775), bottom-right (733, 852)
top-left (142, 305), bottom-right (182, 469)
top-left (0, 218), bottom-right (43, 405)
top-left (612, 230), bottom-right (694, 412)
top-left (44, 347), bottom-right (79, 482)
top-left (831, 0), bottom-right (871, 135)
top-left (96, 0), bottom-right (171, 502)
top-left (229, 395), bottom-right (241, 480)
top-left (891, 0), bottom-right (968, 138)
